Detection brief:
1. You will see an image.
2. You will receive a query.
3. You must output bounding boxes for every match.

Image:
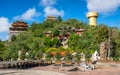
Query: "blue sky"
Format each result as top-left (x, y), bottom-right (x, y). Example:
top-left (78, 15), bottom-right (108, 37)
top-left (0, 0), bottom-right (120, 41)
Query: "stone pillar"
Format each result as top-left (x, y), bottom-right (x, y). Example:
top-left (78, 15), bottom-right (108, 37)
top-left (86, 11), bottom-right (98, 26)
top-left (100, 42), bottom-right (107, 60)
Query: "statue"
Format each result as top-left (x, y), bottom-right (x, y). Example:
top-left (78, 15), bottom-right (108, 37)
top-left (71, 52), bottom-right (77, 65)
top-left (100, 42), bottom-right (107, 60)
top-left (25, 52), bottom-right (29, 60)
top-left (41, 53), bottom-right (46, 64)
top-left (80, 52), bottom-right (86, 62)
top-left (60, 57), bottom-right (65, 67)
top-left (78, 52), bottom-right (92, 71)
top-left (79, 52), bottom-right (87, 70)
top-left (90, 51), bottom-right (100, 69)
top-left (18, 50), bottom-right (22, 60)
top-left (50, 57), bottom-right (56, 64)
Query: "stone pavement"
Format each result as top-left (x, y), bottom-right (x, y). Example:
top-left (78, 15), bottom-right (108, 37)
top-left (0, 62), bottom-right (120, 75)
top-left (0, 70), bottom-right (66, 75)
top-left (32, 62), bottom-right (120, 75)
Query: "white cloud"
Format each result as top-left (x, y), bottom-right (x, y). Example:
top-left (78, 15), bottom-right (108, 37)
top-left (0, 17), bottom-right (10, 32)
top-left (86, 0), bottom-right (120, 14)
top-left (14, 8), bottom-right (41, 21)
top-left (44, 6), bottom-right (64, 17)
top-left (40, 0), bottom-right (56, 7)
top-left (40, 0), bottom-right (65, 17)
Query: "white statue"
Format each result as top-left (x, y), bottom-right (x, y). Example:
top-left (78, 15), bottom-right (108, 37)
top-left (51, 57), bottom-right (56, 64)
top-left (91, 51), bottom-right (100, 62)
top-left (41, 53), bottom-right (46, 63)
top-left (90, 51), bottom-right (100, 69)
top-left (18, 50), bottom-right (22, 60)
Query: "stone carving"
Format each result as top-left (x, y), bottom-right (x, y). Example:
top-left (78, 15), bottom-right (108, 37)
top-left (18, 50), bottom-right (22, 61)
top-left (71, 52), bottom-right (77, 65)
top-left (25, 52), bottom-right (29, 60)
top-left (80, 52), bottom-right (86, 62)
top-left (60, 57), bottom-right (65, 67)
top-left (79, 52), bottom-right (92, 71)
top-left (100, 42), bottom-right (107, 60)
top-left (50, 57), bottom-right (56, 64)
top-left (41, 54), bottom-right (46, 64)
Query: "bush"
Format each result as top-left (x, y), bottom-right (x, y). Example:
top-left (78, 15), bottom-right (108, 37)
top-left (112, 57), bottom-right (119, 61)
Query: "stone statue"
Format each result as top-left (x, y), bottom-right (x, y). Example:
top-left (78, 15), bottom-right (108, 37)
top-left (79, 52), bottom-right (91, 71)
top-left (80, 52), bottom-right (86, 66)
top-left (50, 57), bottom-right (56, 64)
top-left (25, 52), bottom-right (29, 60)
top-left (41, 53), bottom-right (46, 64)
top-left (100, 42), bottom-right (107, 60)
top-left (71, 52), bottom-right (77, 65)
top-left (18, 50), bottom-right (22, 60)
top-left (80, 52), bottom-right (86, 62)
top-left (60, 57), bottom-right (65, 67)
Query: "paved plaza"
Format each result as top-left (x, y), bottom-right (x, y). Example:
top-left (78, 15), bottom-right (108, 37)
top-left (0, 62), bottom-right (120, 75)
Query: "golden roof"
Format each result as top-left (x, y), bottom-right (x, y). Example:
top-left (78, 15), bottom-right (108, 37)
top-left (86, 11), bottom-right (98, 18)
top-left (11, 21), bottom-right (28, 27)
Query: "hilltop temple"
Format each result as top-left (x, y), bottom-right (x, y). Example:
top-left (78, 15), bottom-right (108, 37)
top-left (8, 11), bottom-right (98, 42)
top-left (8, 21), bottom-right (28, 41)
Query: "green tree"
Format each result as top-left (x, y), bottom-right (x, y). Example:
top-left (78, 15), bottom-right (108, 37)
top-left (0, 40), bottom-right (7, 60)
top-left (11, 35), bottom-right (17, 42)
top-left (53, 30), bottom-right (60, 37)
top-left (57, 16), bottom-right (62, 22)
top-left (5, 18), bottom-right (120, 61)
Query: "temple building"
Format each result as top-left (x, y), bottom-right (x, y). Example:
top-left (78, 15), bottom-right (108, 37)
top-left (46, 16), bottom-right (56, 21)
top-left (8, 21), bottom-right (28, 41)
top-left (75, 29), bottom-right (86, 36)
